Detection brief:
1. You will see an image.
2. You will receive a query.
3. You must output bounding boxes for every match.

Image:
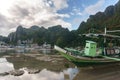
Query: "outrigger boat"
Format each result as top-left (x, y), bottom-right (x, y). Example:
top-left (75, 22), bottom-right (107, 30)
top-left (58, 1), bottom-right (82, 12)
top-left (54, 28), bottom-right (120, 67)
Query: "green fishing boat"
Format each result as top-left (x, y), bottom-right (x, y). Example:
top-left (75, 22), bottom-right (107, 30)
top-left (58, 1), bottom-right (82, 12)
top-left (54, 28), bottom-right (120, 67)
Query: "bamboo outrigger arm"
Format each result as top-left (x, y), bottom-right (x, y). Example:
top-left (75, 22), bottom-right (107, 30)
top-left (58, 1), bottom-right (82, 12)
top-left (79, 33), bottom-right (120, 39)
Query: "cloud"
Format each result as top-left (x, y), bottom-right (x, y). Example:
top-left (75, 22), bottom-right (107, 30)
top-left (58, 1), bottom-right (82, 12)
top-left (51, 0), bottom-right (68, 10)
top-left (84, 0), bottom-right (105, 15)
top-left (72, 18), bottom-right (83, 24)
top-left (0, 13), bottom-right (17, 36)
top-left (0, 0), bottom-right (71, 36)
top-left (71, 0), bottom-right (105, 27)
top-left (70, 7), bottom-right (82, 16)
top-left (70, 0), bottom-right (105, 26)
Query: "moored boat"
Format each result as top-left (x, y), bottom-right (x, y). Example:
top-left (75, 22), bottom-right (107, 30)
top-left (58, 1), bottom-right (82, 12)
top-left (54, 28), bottom-right (120, 67)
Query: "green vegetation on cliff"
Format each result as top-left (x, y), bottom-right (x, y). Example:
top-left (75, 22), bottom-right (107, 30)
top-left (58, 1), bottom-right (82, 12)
top-left (78, 0), bottom-right (120, 35)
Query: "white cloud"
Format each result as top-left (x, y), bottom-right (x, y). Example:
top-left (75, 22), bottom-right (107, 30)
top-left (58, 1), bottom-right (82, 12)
top-left (51, 0), bottom-right (68, 10)
top-left (71, 0), bottom-right (105, 17)
top-left (84, 0), bottom-right (105, 15)
top-left (70, 7), bottom-right (82, 16)
top-left (0, 0), bottom-right (71, 36)
top-left (71, 0), bottom-right (105, 27)
top-left (72, 18), bottom-right (83, 24)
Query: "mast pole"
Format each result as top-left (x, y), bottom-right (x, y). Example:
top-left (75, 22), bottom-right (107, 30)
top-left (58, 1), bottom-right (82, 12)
top-left (103, 27), bottom-right (107, 55)
top-left (104, 27), bottom-right (107, 43)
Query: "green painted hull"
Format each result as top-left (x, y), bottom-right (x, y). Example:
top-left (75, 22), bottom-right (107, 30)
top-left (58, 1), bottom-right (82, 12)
top-left (60, 52), bottom-right (120, 67)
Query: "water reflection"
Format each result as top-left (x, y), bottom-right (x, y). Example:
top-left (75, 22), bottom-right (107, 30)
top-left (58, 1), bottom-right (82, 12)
top-left (64, 68), bottom-right (79, 80)
top-left (0, 49), bottom-right (53, 54)
top-left (0, 56), bottom-right (79, 80)
top-left (0, 49), bottom-right (26, 54)
top-left (0, 49), bottom-right (78, 80)
top-left (41, 49), bottom-right (51, 54)
top-left (0, 68), bottom-right (79, 80)
top-left (0, 58), bottom-right (14, 73)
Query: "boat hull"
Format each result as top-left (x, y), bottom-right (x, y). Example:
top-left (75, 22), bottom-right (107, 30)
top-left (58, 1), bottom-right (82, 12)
top-left (60, 52), bottom-right (120, 67)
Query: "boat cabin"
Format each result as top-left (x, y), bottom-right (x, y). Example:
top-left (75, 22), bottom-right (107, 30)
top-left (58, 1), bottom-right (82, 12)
top-left (84, 41), bottom-right (97, 57)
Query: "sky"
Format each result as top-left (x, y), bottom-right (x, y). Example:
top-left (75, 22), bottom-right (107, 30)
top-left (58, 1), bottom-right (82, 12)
top-left (0, 0), bottom-right (119, 36)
